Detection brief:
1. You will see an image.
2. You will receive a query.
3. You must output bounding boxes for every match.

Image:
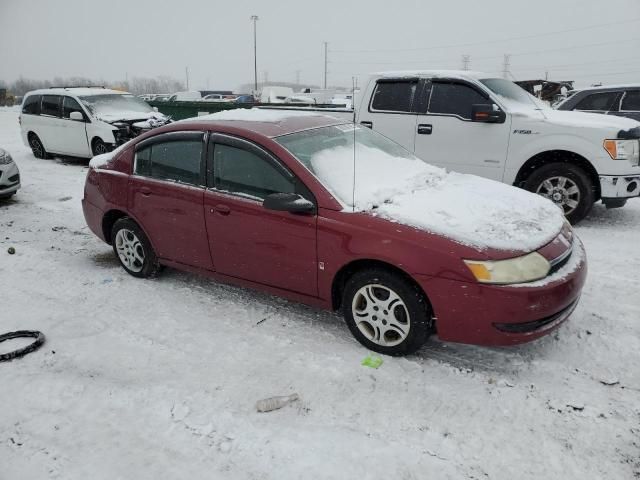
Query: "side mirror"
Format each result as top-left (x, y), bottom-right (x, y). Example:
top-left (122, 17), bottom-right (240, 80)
top-left (471, 104), bottom-right (506, 123)
top-left (263, 192), bottom-right (315, 214)
top-left (69, 111), bottom-right (84, 121)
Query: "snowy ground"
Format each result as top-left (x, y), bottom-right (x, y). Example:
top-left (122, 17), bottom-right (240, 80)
top-left (1, 106), bottom-right (639, 479)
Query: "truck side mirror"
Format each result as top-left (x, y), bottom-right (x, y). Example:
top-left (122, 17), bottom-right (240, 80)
top-left (471, 104), bottom-right (506, 123)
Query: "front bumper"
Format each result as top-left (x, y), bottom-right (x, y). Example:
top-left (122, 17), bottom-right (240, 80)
top-left (0, 162), bottom-right (21, 196)
top-left (414, 239), bottom-right (587, 346)
top-left (600, 175), bottom-right (640, 199)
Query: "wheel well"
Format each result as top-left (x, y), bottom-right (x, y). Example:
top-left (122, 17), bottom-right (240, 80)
top-left (102, 210), bottom-right (128, 244)
top-left (514, 150), bottom-right (601, 200)
top-left (91, 136), bottom-right (103, 148)
top-left (331, 259), bottom-right (431, 312)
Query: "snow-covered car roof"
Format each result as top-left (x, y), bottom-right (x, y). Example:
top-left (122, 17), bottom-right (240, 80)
top-left (373, 70), bottom-right (492, 81)
top-left (25, 87), bottom-right (132, 97)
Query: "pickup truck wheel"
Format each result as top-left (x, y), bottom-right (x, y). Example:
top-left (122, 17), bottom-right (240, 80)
top-left (524, 163), bottom-right (594, 224)
top-left (342, 268), bottom-right (432, 356)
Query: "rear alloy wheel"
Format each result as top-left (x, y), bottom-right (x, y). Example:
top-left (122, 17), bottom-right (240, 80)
top-left (92, 138), bottom-right (110, 156)
top-left (28, 133), bottom-right (50, 159)
top-left (342, 269), bottom-right (432, 356)
top-left (111, 217), bottom-right (160, 278)
top-left (524, 163), bottom-right (594, 224)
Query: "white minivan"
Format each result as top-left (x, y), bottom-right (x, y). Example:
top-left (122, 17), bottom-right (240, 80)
top-left (20, 87), bottom-right (169, 159)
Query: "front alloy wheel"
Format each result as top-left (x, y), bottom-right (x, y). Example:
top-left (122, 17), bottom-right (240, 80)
top-left (351, 284), bottom-right (410, 347)
top-left (535, 176), bottom-right (581, 216)
top-left (343, 268), bottom-right (432, 356)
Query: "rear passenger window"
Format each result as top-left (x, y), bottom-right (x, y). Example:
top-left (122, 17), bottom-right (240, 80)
top-left (41, 95), bottom-right (61, 117)
top-left (370, 81), bottom-right (418, 112)
top-left (62, 96), bottom-right (84, 119)
top-left (22, 95), bottom-right (41, 114)
top-left (575, 92), bottom-right (619, 111)
top-left (428, 82), bottom-right (488, 120)
top-left (135, 139), bottom-right (203, 185)
top-left (620, 91), bottom-right (640, 111)
top-left (213, 144), bottom-right (294, 200)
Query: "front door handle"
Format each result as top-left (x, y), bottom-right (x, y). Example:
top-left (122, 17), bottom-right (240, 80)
top-left (139, 187), bottom-right (152, 197)
top-left (360, 121), bottom-right (373, 129)
top-left (417, 124), bottom-right (432, 135)
top-left (215, 204), bottom-right (231, 215)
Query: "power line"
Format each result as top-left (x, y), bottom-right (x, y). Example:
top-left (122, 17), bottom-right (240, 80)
top-left (330, 18), bottom-right (640, 54)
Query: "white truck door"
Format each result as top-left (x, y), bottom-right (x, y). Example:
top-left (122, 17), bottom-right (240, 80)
top-left (356, 78), bottom-right (418, 152)
top-left (59, 96), bottom-right (91, 157)
top-left (414, 79), bottom-right (511, 181)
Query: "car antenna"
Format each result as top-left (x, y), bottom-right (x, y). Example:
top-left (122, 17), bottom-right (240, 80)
top-left (351, 76), bottom-right (357, 212)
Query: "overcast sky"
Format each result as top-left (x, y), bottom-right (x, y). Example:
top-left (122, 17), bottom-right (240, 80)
top-left (1, 0), bottom-right (639, 91)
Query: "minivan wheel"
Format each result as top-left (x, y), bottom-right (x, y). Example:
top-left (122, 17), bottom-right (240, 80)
top-left (28, 133), bottom-right (50, 159)
top-left (342, 268), bottom-right (432, 356)
top-left (524, 163), bottom-right (594, 224)
top-left (111, 217), bottom-right (160, 278)
top-left (92, 138), bottom-right (110, 156)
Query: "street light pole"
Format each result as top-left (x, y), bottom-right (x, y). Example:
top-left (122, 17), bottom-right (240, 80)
top-left (251, 15), bottom-right (259, 94)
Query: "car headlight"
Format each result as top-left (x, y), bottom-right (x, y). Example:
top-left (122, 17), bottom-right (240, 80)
top-left (464, 252), bottom-right (551, 284)
top-left (0, 148), bottom-right (13, 165)
top-left (603, 139), bottom-right (639, 165)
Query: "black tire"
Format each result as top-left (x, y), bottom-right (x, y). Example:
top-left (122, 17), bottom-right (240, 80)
top-left (342, 268), bottom-right (433, 356)
top-left (92, 138), bottom-right (111, 156)
top-left (28, 133), bottom-right (51, 159)
top-left (110, 217), bottom-right (161, 278)
top-left (523, 162), bottom-right (595, 224)
top-left (0, 330), bottom-right (45, 362)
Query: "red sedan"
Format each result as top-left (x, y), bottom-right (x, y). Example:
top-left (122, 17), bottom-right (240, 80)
top-left (82, 111), bottom-right (587, 355)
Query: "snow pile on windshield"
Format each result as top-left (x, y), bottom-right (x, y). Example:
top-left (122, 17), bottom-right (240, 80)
top-left (310, 145), bottom-right (565, 251)
top-left (184, 108), bottom-right (331, 123)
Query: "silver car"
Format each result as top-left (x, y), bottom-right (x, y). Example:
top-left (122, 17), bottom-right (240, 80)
top-left (0, 148), bottom-right (20, 198)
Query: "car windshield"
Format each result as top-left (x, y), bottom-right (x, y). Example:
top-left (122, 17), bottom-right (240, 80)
top-left (275, 124), bottom-right (441, 208)
top-left (79, 94), bottom-right (154, 116)
top-left (480, 78), bottom-right (548, 109)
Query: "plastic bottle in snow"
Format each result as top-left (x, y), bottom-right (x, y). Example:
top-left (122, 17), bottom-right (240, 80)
top-left (255, 393), bottom-right (299, 413)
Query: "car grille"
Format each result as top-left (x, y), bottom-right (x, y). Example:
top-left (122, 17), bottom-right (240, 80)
top-left (493, 299), bottom-right (579, 333)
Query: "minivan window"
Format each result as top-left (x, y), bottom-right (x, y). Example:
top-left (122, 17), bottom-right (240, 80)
top-left (135, 139), bottom-right (203, 185)
top-left (22, 95), bottom-right (41, 115)
top-left (41, 95), bottom-right (61, 117)
top-left (370, 80), bottom-right (418, 113)
top-left (575, 92), bottom-right (619, 111)
top-left (62, 96), bottom-right (85, 119)
top-left (620, 91), bottom-right (640, 111)
top-left (428, 82), bottom-right (487, 120)
top-left (213, 144), bottom-right (295, 200)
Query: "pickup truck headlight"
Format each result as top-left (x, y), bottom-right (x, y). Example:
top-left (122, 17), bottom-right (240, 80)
top-left (603, 139), bottom-right (639, 164)
top-left (464, 252), bottom-right (550, 284)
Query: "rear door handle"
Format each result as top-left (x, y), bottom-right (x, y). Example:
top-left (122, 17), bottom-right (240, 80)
top-left (139, 187), bottom-right (152, 197)
top-left (360, 121), bottom-right (373, 129)
top-left (417, 124), bottom-right (432, 135)
top-left (214, 204), bottom-right (231, 215)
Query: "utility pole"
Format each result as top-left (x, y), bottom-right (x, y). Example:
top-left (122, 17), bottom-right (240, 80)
top-left (502, 54), bottom-right (511, 79)
top-left (461, 54), bottom-right (470, 71)
top-left (251, 15), bottom-right (259, 93)
top-left (295, 70), bottom-right (301, 85)
top-left (185, 66), bottom-right (189, 90)
top-left (323, 41), bottom-right (328, 89)
top-left (545, 70), bottom-right (549, 81)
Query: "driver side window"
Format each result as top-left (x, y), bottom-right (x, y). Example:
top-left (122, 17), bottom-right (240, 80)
top-left (212, 144), bottom-right (295, 200)
top-left (428, 82), bottom-right (488, 120)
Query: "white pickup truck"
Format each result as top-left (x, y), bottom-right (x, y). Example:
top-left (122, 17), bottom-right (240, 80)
top-left (270, 70), bottom-right (640, 223)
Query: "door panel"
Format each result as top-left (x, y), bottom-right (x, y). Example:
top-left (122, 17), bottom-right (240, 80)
top-left (128, 177), bottom-right (212, 269)
top-left (414, 80), bottom-right (511, 181)
top-left (59, 96), bottom-right (90, 156)
top-left (204, 190), bottom-right (317, 296)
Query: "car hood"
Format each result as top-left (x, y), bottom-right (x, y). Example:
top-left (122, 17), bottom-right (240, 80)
top-left (368, 172), bottom-right (565, 253)
top-left (540, 109), bottom-right (640, 132)
top-left (97, 111), bottom-right (169, 124)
